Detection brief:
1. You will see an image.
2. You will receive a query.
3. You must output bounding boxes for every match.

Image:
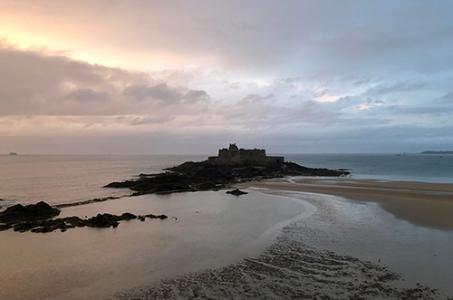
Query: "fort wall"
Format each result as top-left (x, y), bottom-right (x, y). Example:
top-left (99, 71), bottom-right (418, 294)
top-left (208, 144), bottom-right (284, 165)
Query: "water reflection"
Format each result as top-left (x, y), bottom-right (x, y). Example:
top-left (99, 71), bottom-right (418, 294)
top-left (0, 190), bottom-right (304, 300)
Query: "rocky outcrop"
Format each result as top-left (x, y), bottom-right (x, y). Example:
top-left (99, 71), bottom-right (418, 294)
top-left (0, 201), bottom-right (168, 233)
top-left (55, 196), bottom-right (123, 208)
top-left (105, 159), bottom-right (349, 196)
top-left (226, 189), bottom-right (248, 196)
top-left (0, 201), bottom-right (60, 223)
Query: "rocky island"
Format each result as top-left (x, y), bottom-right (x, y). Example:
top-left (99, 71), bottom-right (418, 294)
top-left (105, 144), bottom-right (350, 195)
top-left (0, 145), bottom-right (349, 234)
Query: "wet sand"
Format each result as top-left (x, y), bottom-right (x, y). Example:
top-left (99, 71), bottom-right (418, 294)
top-left (122, 191), bottom-right (449, 299)
top-left (0, 191), bottom-right (305, 300)
top-left (120, 179), bottom-right (453, 299)
top-left (3, 179), bottom-right (453, 299)
top-left (240, 177), bottom-right (453, 230)
top-left (122, 234), bottom-right (439, 299)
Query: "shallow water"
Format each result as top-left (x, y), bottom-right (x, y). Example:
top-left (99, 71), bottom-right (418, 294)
top-left (251, 187), bottom-right (453, 296)
top-left (0, 155), bottom-right (203, 206)
top-left (0, 190), bottom-right (305, 300)
top-left (1, 154), bottom-right (453, 209)
top-left (286, 153), bottom-right (453, 183)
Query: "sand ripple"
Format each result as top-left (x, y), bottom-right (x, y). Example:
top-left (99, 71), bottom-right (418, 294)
top-left (116, 222), bottom-right (443, 299)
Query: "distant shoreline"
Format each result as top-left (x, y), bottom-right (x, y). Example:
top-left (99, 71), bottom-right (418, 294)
top-left (421, 151), bottom-right (453, 154)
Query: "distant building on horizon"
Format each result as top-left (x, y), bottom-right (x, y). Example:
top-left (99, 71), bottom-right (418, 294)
top-left (208, 144), bottom-right (284, 165)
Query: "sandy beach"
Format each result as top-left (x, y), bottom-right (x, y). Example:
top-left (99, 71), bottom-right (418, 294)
top-left (118, 180), bottom-right (453, 299)
top-left (240, 177), bottom-right (453, 231)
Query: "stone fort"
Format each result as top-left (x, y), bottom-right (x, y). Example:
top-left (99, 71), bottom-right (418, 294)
top-left (208, 144), bottom-right (284, 165)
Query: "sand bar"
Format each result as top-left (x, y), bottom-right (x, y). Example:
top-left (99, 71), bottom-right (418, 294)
top-left (240, 177), bottom-right (453, 231)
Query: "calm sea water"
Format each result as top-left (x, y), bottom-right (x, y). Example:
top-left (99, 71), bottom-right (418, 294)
top-left (0, 153), bottom-right (452, 206)
top-left (0, 155), bottom-right (203, 206)
top-left (287, 153), bottom-right (453, 183)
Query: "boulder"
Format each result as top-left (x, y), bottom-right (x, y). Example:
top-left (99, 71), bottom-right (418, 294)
top-left (85, 213), bottom-right (121, 228)
top-left (120, 212), bottom-right (137, 220)
top-left (226, 189), bottom-right (248, 196)
top-left (0, 201), bottom-right (60, 223)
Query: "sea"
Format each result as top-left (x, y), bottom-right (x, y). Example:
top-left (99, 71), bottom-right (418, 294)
top-left (1, 153), bottom-right (452, 207)
top-left (1, 153), bottom-right (453, 299)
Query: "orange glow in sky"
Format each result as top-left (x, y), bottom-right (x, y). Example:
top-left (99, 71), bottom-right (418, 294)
top-left (0, 20), bottom-right (211, 71)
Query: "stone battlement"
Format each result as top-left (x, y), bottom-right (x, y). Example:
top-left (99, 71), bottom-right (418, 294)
top-left (208, 144), bottom-right (284, 165)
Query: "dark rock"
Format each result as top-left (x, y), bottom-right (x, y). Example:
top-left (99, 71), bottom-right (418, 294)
top-left (14, 222), bottom-right (39, 232)
top-left (105, 158), bottom-right (349, 197)
top-left (0, 202), bottom-right (168, 233)
top-left (136, 214), bottom-right (168, 221)
top-left (62, 216), bottom-right (86, 227)
top-left (194, 182), bottom-right (224, 191)
top-left (106, 173), bottom-right (193, 195)
top-left (121, 212), bottom-right (137, 220)
top-left (226, 189), bottom-right (248, 196)
top-left (138, 173), bottom-right (156, 177)
top-left (142, 214), bottom-right (168, 220)
top-left (0, 223), bottom-right (11, 231)
top-left (0, 201), bottom-right (60, 223)
top-left (30, 224), bottom-right (63, 233)
top-left (55, 196), bottom-right (122, 209)
top-left (85, 213), bottom-right (121, 228)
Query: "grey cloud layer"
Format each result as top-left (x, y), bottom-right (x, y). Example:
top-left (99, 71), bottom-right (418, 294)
top-left (5, 0), bottom-right (453, 75)
top-left (1, 0), bottom-right (453, 153)
top-left (1, 41), bottom-right (453, 153)
top-left (0, 45), bottom-right (208, 116)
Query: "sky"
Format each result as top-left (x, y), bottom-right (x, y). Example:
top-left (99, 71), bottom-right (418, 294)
top-left (0, 0), bottom-right (452, 154)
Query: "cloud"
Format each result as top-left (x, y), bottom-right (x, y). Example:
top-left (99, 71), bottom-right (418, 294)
top-left (123, 83), bottom-right (208, 104)
top-left (239, 93), bottom-right (274, 105)
top-left (66, 88), bottom-right (111, 102)
top-left (0, 43), bottom-right (210, 116)
top-left (3, 1), bottom-right (453, 75)
top-left (364, 81), bottom-right (427, 97)
top-left (1, 1), bottom-right (453, 153)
